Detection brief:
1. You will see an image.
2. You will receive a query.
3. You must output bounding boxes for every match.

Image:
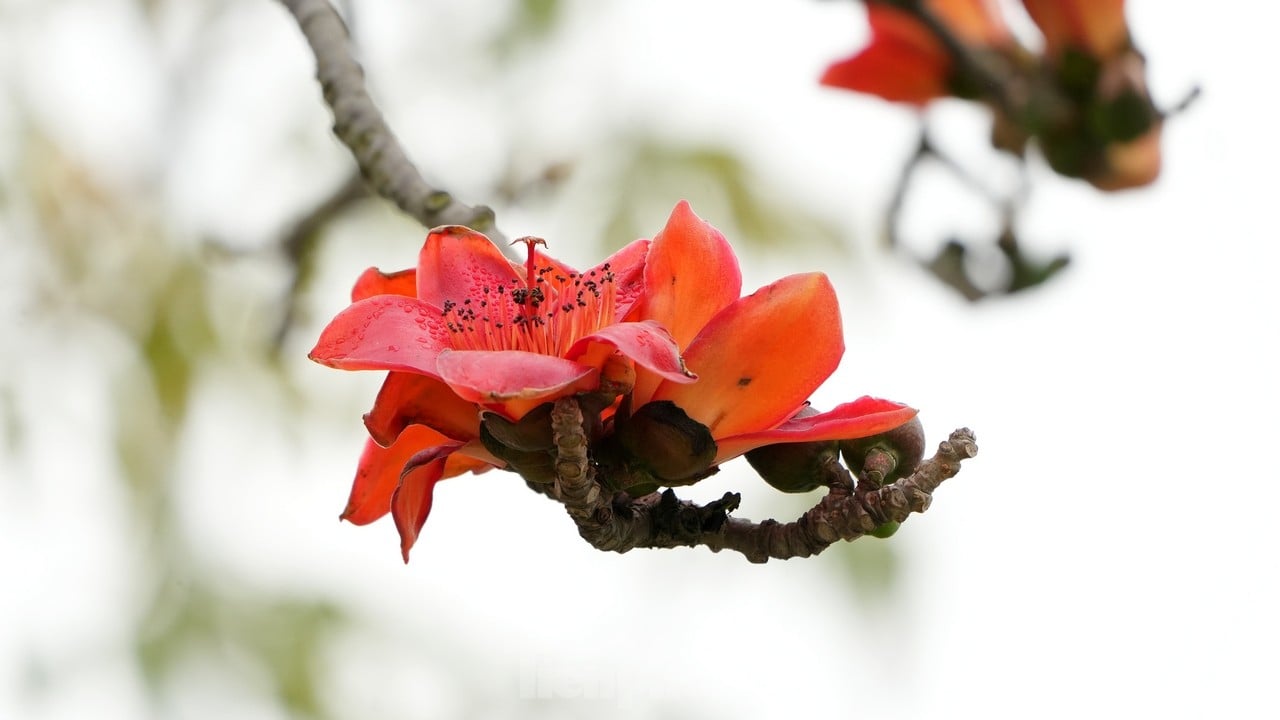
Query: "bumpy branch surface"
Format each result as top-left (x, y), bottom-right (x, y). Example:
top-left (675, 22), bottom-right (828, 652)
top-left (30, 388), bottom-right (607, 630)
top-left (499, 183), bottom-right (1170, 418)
top-left (548, 398), bottom-right (977, 563)
top-left (277, 0), bottom-right (504, 240)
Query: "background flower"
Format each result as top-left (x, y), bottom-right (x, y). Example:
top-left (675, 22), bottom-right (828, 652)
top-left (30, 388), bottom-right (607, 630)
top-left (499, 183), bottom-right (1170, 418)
top-left (821, 0), bottom-right (1162, 190)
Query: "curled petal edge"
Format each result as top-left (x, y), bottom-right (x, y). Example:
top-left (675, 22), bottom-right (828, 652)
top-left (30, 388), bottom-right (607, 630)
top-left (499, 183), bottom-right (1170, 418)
top-left (713, 398), bottom-right (918, 464)
top-left (391, 442), bottom-right (465, 563)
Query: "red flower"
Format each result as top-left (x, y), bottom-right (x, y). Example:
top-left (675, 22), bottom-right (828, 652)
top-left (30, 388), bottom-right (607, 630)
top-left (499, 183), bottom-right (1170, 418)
top-left (1021, 0), bottom-right (1159, 190)
top-left (311, 227), bottom-right (695, 560)
top-left (311, 202), bottom-right (917, 560)
top-left (821, 0), bottom-right (1160, 191)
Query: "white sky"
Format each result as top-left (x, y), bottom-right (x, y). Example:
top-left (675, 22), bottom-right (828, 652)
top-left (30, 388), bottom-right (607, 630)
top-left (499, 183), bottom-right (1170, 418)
top-left (3, 0), bottom-right (1278, 718)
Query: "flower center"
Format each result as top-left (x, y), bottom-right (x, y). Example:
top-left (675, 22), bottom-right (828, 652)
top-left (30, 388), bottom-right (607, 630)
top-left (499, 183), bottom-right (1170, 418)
top-left (440, 237), bottom-right (618, 357)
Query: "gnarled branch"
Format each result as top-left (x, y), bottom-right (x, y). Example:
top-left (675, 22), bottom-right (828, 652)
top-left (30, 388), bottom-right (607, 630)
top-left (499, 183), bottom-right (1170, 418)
top-left (547, 398), bottom-right (977, 563)
top-left (277, 0), bottom-right (504, 240)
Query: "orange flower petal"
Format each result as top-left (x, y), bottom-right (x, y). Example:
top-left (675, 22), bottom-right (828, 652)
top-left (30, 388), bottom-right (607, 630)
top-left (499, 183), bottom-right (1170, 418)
top-left (435, 349), bottom-right (598, 420)
top-left (935, 0), bottom-right (1010, 46)
top-left (632, 202), bottom-right (742, 349)
top-left (650, 273), bottom-right (843, 439)
top-left (1022, 0), bottom-right (1128, 58)
top-left (416, 226), bottom-right (521, 309)
top-left (342, 427), bottom-right (479, 526)
top-left (308, 295), bottom-right (450, 374)
top-left (351, 267), bottom-right (416, 302)
top-left (363, 371), bottom-right (482, 446)
top-left (714, 398), bottom-right (918, 463)
top-left (1091, 122), bottom-right (1162, 191)
top-left (628, 201), bottom-right (741, 407)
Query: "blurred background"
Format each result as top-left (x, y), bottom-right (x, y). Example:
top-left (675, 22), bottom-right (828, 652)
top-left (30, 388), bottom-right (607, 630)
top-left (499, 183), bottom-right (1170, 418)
top-left (2, 0), bottom-right (1277, 718)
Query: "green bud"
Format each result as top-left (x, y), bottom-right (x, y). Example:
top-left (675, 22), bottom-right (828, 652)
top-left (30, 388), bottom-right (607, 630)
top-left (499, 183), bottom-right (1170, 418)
top-left (840, 417), bottom-right (926, 487)
top-left (1055, 47), bottom-right (1102, 102)
top-left (745, 407), bottom-right (839, 493)
top-left (613, 401), bottom-right (717, 485)
top-left (1089, 90), bottom-right (1156, 143)
top-left (1039, 127), bottom-right (1095, 180)
top-left (869, 521), bottom-right (900, 539)
top-left (612, 469), bottom-right (661, 498)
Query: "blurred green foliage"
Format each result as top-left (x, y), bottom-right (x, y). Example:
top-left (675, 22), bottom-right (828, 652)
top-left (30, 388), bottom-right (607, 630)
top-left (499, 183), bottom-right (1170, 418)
top-left (595, 136), bottom-right (848, 256)
top-left (837, 529), bottom-right (902, 607)
top-left (10, 121), bottom-right (350, 717)
top-left (136, 579), bottom-right (344, 719)
top-left (492, 0), bottom-right (562, 52)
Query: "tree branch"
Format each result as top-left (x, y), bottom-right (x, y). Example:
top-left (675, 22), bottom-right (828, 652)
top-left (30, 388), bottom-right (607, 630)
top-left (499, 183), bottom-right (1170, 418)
top-left (277, 0), bottom-right (504, 240)
top-left (547, 398), bottom-right (977, 563)
top-left (884, 125), bottom-right (1072, 301)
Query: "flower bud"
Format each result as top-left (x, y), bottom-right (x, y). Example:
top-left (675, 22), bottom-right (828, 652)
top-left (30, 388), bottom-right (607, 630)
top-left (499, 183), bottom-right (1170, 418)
top-left (840, 416), bottom-right (925, 487)
top-left (869, 520), bottom-right (900, 539)
top-left (613, 401), bottom-right (716, 485)
top-left (745, 407), bottom-right (839, 493)
top-left (479, 408), bottom-right (556, 484)
top-left (481, 404), bottom-right (554, 452)
top-left (610, 467), bottom-right (661, 498)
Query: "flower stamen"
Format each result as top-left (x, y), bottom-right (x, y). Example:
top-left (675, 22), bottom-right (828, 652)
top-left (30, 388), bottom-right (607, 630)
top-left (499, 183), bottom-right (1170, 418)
top-left (438, 239), bottom-right (618, 358)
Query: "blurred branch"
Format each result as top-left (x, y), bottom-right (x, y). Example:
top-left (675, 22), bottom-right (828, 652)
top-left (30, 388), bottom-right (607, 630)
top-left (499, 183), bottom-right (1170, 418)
top-left (885, 129), bottom-right (1004, 250)
top-left (887, 128), bottom-right (1068, 301)
top-left (277, 0), bottom-right (505, 241)
top-left (1163, 84), bottom-right (1202, 118)
top-left (280, 173), bottom-right (367, 267)
top-left (547, 398), bottom-right (977, 563)
top-left (272, 172), bottom-right (368, 347)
